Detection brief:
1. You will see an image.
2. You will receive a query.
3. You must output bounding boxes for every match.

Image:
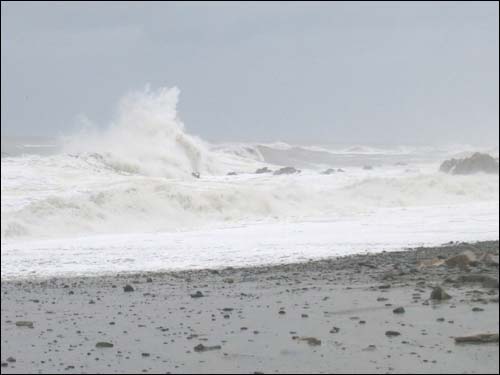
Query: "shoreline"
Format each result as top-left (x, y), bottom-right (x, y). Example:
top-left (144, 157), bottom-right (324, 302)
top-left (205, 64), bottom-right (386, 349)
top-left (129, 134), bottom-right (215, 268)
top-left (1, 241), bottom-right (498, 373)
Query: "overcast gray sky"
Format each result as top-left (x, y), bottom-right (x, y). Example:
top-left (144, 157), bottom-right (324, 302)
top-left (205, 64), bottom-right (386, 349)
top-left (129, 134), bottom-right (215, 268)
top-left (1, 1), bottom-right (498, 146)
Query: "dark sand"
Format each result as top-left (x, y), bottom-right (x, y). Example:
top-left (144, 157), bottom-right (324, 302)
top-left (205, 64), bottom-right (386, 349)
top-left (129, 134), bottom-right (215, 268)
top-left (1, 241), bottom-right (499, 374)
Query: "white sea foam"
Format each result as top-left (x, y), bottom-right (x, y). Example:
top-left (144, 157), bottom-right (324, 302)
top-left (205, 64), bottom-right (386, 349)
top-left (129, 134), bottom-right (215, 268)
top-left (1, 86), bottom-right (498, 278)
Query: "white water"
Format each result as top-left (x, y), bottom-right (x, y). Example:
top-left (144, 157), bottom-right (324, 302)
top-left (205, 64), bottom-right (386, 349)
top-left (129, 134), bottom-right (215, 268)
top-left (1, 86), bottom-right (499, 279)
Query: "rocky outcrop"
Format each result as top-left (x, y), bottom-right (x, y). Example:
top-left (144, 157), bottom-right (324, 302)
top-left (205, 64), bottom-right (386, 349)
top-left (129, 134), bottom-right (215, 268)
top-left (440, 153), bottom-right (499, 175)
top-left (321, 168), bottom-right (336, 175)
top-left (255, 167), bottom-right (272, 174)
top-left (273, 167), bottom-right (300, 175)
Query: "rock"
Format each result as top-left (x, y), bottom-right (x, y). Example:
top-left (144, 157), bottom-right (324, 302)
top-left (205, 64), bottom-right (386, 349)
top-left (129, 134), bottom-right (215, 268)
top-left (329, 327), bottom-right (340, 334)
top-left (1, 363), bottom-right (7, 367)
top-left (337, 168), bottom-right (345, 172)
top-left (193, 343), bottom-right (221, 352)
top-left (321, 168), bottom-right (336, 175)
top-left (445, 251), bottom-right (477, 268)
top-left (190, 291), bottom-right (204, 298)
top-left (141, 353), bottom-right (150, 357)
top-left (15, 320), bottom-right (34, 328)
top-left (146, 277), bottom-right (153, 283)
top-left (95, 342), bottom-right (114, 348)
top-left (192, 172), bottom-right (200, 179)
top-left (255, 167), bottom-right (272, 174)
top-left (273, 166), bottom-right (300, 175)
top-left (430, 286), bottom-right (452, 300)
top-left (479, 253), bottom-right (499, 266)
top-left (385, 331), bottom-right (401, 337)
top-left (363, 165), bottom-right (374, 170)
top-left (454, 333), bottom-right (499, 344)
top-left (417, 258), bottom-right (445, 268)
top-left (472, 307), bottom-right (484, 312)
top-left (6, 357), bottom-right (16, 363)
top-left (227, 172), bottom-right (237, 176)
top-left (295, 337), bottom-right (322, 346)
top-left (457, 275), bottom-right (499, 289)
top-left (123, 284), bottom-right (134, 292)
top-left (393, 307), bottom-right (405, 314)
top-left (440, 153), bottom-right (499, 175)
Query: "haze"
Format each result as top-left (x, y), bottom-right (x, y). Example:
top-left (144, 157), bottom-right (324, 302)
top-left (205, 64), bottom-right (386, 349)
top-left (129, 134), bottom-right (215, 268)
top-left (1, 1), bottom-right (499, 146)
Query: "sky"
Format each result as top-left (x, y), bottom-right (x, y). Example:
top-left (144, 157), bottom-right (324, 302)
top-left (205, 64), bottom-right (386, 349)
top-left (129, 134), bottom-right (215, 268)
top-left (1, 1), bottom-right (499, 146)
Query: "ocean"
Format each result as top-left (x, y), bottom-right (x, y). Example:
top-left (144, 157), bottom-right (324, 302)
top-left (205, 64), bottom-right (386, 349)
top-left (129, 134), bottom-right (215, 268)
top-left (1, 87), bottom-right (499, 279)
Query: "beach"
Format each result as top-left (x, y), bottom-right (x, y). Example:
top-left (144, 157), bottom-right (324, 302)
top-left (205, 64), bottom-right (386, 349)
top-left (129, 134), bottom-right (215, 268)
top-left (1, 241), bottom-right (498, 374)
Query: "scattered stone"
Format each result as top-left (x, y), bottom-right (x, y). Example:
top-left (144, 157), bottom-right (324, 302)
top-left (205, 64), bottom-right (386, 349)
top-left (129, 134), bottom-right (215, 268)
top-left (385, 331), bottom-right (401, 337)
top-left (15, 320), bottom-right (34, 328)
top-left (454, 333), bottom-right (499, 344)
top-left (295, 337), bottom-right (322, 346)
top-left (457, 275), bottom-right (499, 289)
top-left (95, 342), bottom-right (114, 348)
top-left (190, 291), bottom-right (204, 298)
top-left (193, 344), bottom-right (221, 352)
top-left (123, 284), bottom-right (134, 292)
top-left (430, 286), bottom-right (451, 300)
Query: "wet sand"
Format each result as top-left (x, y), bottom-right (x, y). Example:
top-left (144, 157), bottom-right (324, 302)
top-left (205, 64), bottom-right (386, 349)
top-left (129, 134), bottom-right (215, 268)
top-left (1, 241), bottom-right (498, 374)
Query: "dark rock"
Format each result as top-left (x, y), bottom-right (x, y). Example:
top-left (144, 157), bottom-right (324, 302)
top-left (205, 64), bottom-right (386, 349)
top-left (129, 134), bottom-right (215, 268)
top-left (146, 277), bottom-right (153, 283)
top-left (472, 307), bottom-right (485, 312)
top-left (190, 291), bottom-right (204, 298)
top-left (321, 168), bottom-right (336, 175)
top-left (6, 357), bottom-right (16, 363)
top-left (457, 275), bottom-right (499, 289)
top-left (445, 251), bottom-right (477, 268)
top-left (455, 333), bottom-right (499, 344)
top-left (193, 343), bottom-right (221, 352)
top-left (296, 337), bottom-right (321, 346)
top-left (227, 172), bottom-right (237, 176)
top-left (192, 172), bottom-right (200, 178)
top-left (385, 331), bottom-right (401, 337)
top-left (15, 320), bottom-right (34, 328)
top-left (430, 286), bottom-right (451, 300)
top-left (95, 342), bottom-right (114, 348)
top-left (273, 166), bottom-right (300, 175)
top-left (440, 153), bottom-right (499, 175)
top-left (393, 307), bottom-right (405, 314)
top-left (123, 284), bottom-right (134, 292)
top-left (255, 167), bottom-right (272, 174)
